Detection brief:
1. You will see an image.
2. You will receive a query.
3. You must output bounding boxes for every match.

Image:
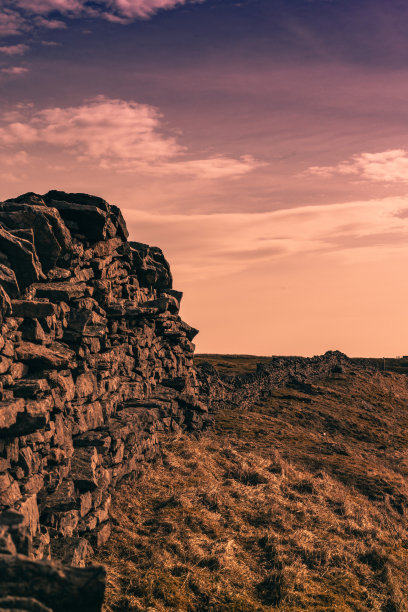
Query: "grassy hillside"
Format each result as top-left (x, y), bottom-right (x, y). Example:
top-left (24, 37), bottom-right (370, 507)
top-left (96, 359), bottom-right (408, 611)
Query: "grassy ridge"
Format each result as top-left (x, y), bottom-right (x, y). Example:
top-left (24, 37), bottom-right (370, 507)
top-left (194, 354), bottom-right (274, 375)
top-left (194, 353), bottom-right (408, 376)
top-left (97, 358), bottom-right (408, 611)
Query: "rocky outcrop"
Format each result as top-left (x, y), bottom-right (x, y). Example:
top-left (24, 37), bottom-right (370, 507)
top-left (0, 191), bottom-right (209, 610)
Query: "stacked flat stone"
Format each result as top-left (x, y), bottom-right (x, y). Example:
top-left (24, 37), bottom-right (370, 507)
top-left (0, 191), bottom-right (209, 610)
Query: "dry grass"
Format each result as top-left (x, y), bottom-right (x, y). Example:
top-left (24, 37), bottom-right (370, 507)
top-left (96, 366), bottom-right (408, 611)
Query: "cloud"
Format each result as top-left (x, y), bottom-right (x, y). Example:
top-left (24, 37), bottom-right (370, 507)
top-left (14, 0), bottom-right (84, 12)
top-left (121, 196), bottom-right (408, 280)
top-left (0, 43), bottom-right (28, 54)
top-left (155, 155), bottom-right (262, 179)
top-left (103, 0), bottom-right (201, 19)
top-left (0, 66), bottom-right (28, 75)
top-left (308, 149), bottom-right (408, 183)
top-left (0, 150), bottom-right (29, 165)
top-left (33, 16), bottom-right (67, 28)
top-left (0, 149), bottom-right (29, 183)
top-left (0, 8), bottom-right (25, 36)
top-left (11, 0), bottom-right (198, 18)
top-left (0, 0), bottom-right (202, 36)
top-left (0, 96), bottom-right (261, 179)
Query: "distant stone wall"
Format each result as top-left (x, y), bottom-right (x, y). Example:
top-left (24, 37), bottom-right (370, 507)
top-left (196, 351), bottom-right (358, 411)
top-left (0, 191), bottom-right (209, 610)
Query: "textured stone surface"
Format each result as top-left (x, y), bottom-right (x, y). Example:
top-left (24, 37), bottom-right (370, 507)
top-left (0, 191), bottom-right (208, 611)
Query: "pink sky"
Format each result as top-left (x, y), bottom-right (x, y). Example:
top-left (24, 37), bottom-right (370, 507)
top-left (1, 0), bottom-right (408, 356)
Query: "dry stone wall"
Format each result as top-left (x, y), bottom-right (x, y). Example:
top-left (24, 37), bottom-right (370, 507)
top-left (0, 191), bottom-right (209, 610)
top-left (196, 351), bottom-right (357, 411)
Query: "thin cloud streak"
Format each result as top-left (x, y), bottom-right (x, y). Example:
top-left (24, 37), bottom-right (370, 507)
top-left (0, 66), bottom-right (28, 74)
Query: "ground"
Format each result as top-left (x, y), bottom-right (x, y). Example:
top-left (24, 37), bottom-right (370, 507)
top-left (96, 356), bottom-right (408, 611)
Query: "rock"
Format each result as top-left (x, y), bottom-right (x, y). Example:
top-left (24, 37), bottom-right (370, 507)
top-left (129, 242), bottom-right (172, 289)
top-left (13, 380), bottom-right (50, 399)
top-left (19, 320), bottom-right (47, 344)
top-left (14, 496), bottom-right (39, 538)
top-left (71, 401), bottom-right (104, 434)
top-left (0, 264), bottom-right (19, 298)
top-left (0, 399), bottom-right (25, 432)
top-left (11, 302), bottom-right (57, 319)
top-left (0, 555), bottom-right (106, 612)
top-left (110, 205), bottom-right (129, 240)
top-left (0, 356), bottom-right (12, 374)
top-left (0, 287), bottom-right (12, 320)
top-left (46, 268), bottom-right (71, 282)
top-left (0, 228), bottom-right (44, 289)
top-left (74, 373), bottom-right (97, 399)
top-left (92, 237), bottom-right (123, 258)
top-left (7, 397), bottom-right (53, 436)
top-left (0, 480), bottom-right (21, 507)
top-left (32, 283), bottom-right (86, 302)
top-left (0, 458), bottom-right (10, 472)
top-left (180, 321), bottom-right (199, 341)
top-left (0, 595), bottom-right (52, 611)
top-left (42, 481), bottom-right (76, 514)
top-left (51, 536), bottom-right (94, 568)
top-left (42, 199), bottom-right (109, 243)
top-left (43, 191), bottom-right (110, 213)
top-left (0, 202), bottom-right (72, 270)
top-left (0, 527), bottom-right (17, 555)
top-left (89, 522), bottom-right (110, 548)
top-left (15, 343), bottom-right (75, 369)
top-left (22, 474), bottom-right (44, 497)
top-left (70, 448), bottom-right (99, 492)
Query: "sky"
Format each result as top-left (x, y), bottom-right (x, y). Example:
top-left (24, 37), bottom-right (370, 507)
top-left (0, 0), bottom-right (408, 356)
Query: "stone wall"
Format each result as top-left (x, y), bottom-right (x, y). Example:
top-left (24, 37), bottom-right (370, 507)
top-left (196, 350), bottom-right (360, 412)
top-left (0, 191), bottom-right (209, 610)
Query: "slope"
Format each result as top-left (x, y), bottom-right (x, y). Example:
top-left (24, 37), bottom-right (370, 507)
top-left (97, 359), bottom-right (408, 611)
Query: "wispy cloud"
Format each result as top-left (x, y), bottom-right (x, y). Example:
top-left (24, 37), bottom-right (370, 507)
top-left (154, 155), bottom-right (262, 179)
top-left (34, 16), bottom-right (67, 29)
top-left (123, 196), bottom-right (408, 280)
top-left (0, 96), bottom-right (261, 179)
top-left (0, 43), bottom-right (29, 55)
top-left (1, 66), bottom-right (29, 75)
top-left (0, 8), bottom-right (25, 36)
top-left (308, 149), bottom-right (408, 183)
top-left (0, 0), bottom-right (203, 36)
top-left (0, 150), bottom-right (29, 165)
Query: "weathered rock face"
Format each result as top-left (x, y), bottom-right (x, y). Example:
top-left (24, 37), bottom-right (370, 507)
top-left (0, 191), bottom-right (209, 610)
